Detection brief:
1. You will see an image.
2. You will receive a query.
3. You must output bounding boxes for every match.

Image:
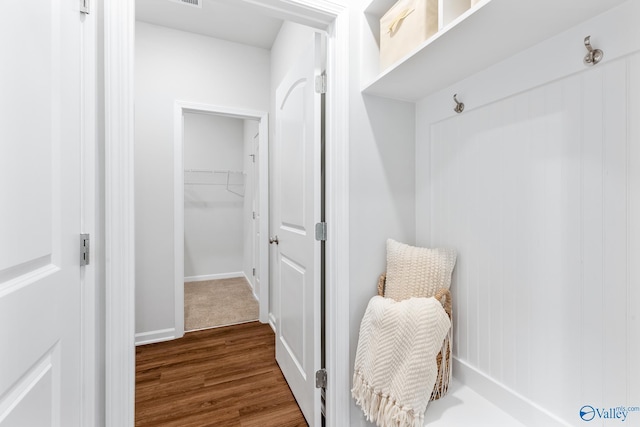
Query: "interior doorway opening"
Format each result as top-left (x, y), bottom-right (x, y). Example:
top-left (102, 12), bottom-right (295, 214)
top-left (182, 112), bottom-right (263, 332)
top-left (104, 1), bottom-right (350, 425)
top-left (174, 103), bottom-right (270, 337)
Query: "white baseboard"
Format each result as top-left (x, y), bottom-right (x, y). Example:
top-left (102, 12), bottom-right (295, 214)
top-left (268, 313), bottom-right (276, 332)
top-left (243, 271), bottom-right (253, 290)
top-left (183, 272), bottom-right (244, 282)
top-left (243, 271), bottom-right (259, 301)
top-left (135, 328), bottom-right (176, 346)
top-left (453, 358), bottom-right (571, 427)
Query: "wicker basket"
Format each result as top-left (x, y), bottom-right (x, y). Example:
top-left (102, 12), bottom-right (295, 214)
top-left (377, 273), bottom-right (452, 401)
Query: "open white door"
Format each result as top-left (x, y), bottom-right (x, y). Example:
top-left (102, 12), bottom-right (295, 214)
top-left (273, 33), bottom-right (323, 426)
top-left (0, 1), bottom-right (84, 426)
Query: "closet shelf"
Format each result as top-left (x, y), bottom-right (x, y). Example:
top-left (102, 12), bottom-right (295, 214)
top-left (184, 169), bottom-right (245, 197)
top-left (362, 0), bottom-right (626, 102)
top-left (184, 169), bottom-right (244, 174)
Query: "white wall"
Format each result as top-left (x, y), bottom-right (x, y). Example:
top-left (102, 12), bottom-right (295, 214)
top-left (415, 2), bottom-right (640, 425)
top-left (348, 3), bottom-right (417, 424)
top-left (183, 113), bottom-right (245, 279)
top-left (347, 93), bottom-right (416, 426)
top-left (135, 22), bottom-right (270, 338)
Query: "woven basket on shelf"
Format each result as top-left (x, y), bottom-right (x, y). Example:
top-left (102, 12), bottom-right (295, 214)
top-left (377, 273), bottom-right (452, 401)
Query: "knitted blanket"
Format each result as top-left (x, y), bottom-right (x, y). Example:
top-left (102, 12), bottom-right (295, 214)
top-left (352, 296), bottom-right (451, 427)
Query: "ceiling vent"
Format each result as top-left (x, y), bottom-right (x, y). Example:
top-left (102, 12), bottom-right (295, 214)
top-left (169, 0), bottom-right (202, 8)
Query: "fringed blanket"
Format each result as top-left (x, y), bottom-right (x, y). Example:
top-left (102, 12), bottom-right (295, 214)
top-left (352, 296), bottom-right (451, 427)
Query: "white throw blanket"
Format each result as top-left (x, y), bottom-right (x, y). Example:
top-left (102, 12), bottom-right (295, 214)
top-left (352, 296), bottom-right (451, 427)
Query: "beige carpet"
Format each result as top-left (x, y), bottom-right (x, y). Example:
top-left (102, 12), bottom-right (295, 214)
top-left (184, 277), bottom-right (259, 331)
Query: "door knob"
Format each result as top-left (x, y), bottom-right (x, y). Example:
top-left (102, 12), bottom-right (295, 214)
top-left (269, 235), bottom-right (279, 245)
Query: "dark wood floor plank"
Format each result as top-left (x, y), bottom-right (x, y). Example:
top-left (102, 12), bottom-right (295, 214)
top-left (135, 322), bottom-right (308, 427)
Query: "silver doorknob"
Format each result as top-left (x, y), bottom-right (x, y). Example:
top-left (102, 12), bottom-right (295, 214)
top-left (269, 235), bottom-right (279, 245)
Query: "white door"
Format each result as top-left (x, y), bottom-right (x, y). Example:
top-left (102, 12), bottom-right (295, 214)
top-left (273, 33), bottom-right (323, 426)
top-left (0, 1), bottom-right (84, 426)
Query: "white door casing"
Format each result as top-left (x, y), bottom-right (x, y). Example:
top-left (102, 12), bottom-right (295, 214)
top-left (273, 33), bottom-right (322, 426)
top-left (104, 1), bottom-right (350, 425)
top-left (0, 1), bottom-right (85, 426)
top-left (173, 102), bottom-right (271, 331)
top-left (252, 132), bottom-right (261, 297)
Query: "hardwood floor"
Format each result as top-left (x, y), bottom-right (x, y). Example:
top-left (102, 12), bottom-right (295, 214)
top-left (135, 322), bottom-right (308, 427)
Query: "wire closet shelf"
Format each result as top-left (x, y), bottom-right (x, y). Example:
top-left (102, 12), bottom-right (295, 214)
top-left (184, 169), bottom-right (245, 197)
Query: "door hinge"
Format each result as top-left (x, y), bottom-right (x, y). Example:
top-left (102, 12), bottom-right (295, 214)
top-left (315, 74), bottom-right (327, 94)
top-left (315, 222), bottom-right (327, 241)
top-left (80, 234), bottom-right (90, 266)
top-left (315, 369), bottom-right (327, 389)
top-left (252, 211), bottom-right (256, 220)
top-left (80, 0), bottom-right (90, 14)
top-left (252, 267), bottom-right (256, 277)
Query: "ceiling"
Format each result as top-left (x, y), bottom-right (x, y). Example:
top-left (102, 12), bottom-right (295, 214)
top-left (135, 0), bottom-right (284, 50)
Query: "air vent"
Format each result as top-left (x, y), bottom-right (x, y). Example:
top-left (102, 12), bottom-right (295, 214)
top-left (169, 0), bottom-right (202, 8)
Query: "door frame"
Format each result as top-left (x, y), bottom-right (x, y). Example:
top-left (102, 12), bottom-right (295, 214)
top-left (173, 101), bottom-right (270, 336)
top-left (104, 1), bottom-right (350, 426)
top-left (80, 5), bottom-right (98, 426)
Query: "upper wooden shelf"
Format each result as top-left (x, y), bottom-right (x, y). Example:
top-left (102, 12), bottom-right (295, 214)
top-left (362, 0), bottom-right (627, 102)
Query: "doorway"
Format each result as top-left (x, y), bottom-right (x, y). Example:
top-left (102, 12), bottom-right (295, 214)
top-left (104, 1), bottom-right (350, 425)
top-left (174, 103), bottom-right (270, 336)
top-left (182, 112), bottom-right (261, 331)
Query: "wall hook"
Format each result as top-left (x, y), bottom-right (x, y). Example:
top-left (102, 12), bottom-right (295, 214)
top-left (453, 94), bottom-right (464, 114)
top-left (583, 35), bottom-right (603, 66)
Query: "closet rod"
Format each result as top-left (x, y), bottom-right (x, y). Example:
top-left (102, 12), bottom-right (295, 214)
top-left (184, 169), bottom-right (244, 174)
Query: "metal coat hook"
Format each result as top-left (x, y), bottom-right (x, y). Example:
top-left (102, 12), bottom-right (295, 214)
top-left (583, 35), bottom-right (603, 66)
top-left (453, 94), bottom-right (464, 114)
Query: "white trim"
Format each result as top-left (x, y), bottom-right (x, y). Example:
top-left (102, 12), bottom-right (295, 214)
top-left (105, 1), bottom-right (350, 426)
top-left (184, 272), bottom-right (244, 282)
top-left (323, 8), bottom-right (350, 426)
top-left (104, 1), bottom-right (135, 426)
top-left (269, 313), bottom-right (277, 332)
top-left (186, 319), bottom-right (259, 333)
top-left (453, 358), bottom-right (571, 426)
top-left (174, 101), bottom-right (270, 333)
top-left (242, 271), bottom-right (260, 301)
top-left (177, 100), bottom-right (268, 120)
top-left (173, 102), bottom-right (185, 339)
top-left (80, 4), bottom-right (98, 426)
top-left (134, 328), bottom-right (177, 346)
top-left (257, 116), bottom-right (270, 323)
top-left (232, 0), bottom-right (342, 28)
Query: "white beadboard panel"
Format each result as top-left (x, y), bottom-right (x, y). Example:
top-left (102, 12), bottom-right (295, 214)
top-left (629, 54), bottom-right (640, 407)
top-left (601, 61), bottom-right (629, 408)
top-left (512, 90), bottom-right (533, 399)
top-left (580, 65), bottom-right (605, 412)
top-left (415, 1), bottom-right (640, 127)
top-left (497, 95), bottom-right (518, 391)
top-left (420, 53), bottom-right (639, 425)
